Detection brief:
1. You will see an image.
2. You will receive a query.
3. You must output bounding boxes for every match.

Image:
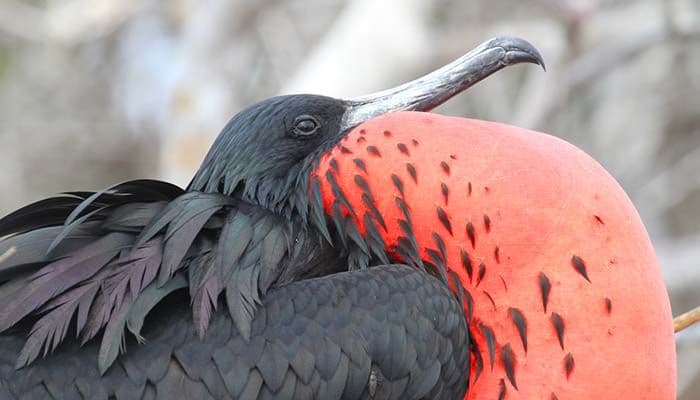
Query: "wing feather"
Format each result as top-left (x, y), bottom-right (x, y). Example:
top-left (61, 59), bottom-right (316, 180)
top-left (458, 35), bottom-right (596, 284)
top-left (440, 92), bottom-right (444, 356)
top-left (0, 178), bottom-right (337, 373)
top-left (0, 232), bottom-right (133, 332)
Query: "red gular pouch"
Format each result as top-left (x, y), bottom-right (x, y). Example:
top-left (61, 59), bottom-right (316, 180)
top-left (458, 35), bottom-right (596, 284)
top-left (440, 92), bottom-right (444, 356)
top-left (314, 111), bottom-right (676, 400)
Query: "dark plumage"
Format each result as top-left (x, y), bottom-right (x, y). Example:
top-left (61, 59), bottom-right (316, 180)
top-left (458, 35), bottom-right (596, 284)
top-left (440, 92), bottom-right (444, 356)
top-left (0, 180), bottom-right (344, 370)
top-left (0, 266), bottom-right (469, 400)
top-left (0, 96), bottom-right (467, 400)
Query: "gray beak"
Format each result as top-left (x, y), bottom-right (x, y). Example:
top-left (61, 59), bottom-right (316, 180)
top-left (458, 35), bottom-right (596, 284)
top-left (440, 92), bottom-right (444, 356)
top-left (341, 36), bottom-right (545, 130)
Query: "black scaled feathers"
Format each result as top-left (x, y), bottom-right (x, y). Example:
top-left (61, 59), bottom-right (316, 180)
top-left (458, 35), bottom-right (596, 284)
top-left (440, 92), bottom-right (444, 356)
top-left (0, 265), bottom-right (470, 400)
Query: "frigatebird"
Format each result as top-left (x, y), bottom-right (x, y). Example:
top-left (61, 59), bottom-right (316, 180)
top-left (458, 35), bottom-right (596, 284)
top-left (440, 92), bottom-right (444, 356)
top-left (0, 37), bottom-right (544, 399)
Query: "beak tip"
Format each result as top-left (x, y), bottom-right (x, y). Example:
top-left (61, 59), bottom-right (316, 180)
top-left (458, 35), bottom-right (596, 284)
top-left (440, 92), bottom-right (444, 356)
top-left (490, 35), bottom-right (546, 71)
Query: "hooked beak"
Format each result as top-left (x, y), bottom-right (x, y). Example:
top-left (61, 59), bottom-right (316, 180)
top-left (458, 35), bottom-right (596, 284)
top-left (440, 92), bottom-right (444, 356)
top-left (341, 36), bottom-right (545, 130)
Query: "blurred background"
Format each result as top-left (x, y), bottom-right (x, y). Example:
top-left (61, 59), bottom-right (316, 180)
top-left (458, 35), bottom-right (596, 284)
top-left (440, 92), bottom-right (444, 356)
top-left (0, 0), bottom-right (698, 395)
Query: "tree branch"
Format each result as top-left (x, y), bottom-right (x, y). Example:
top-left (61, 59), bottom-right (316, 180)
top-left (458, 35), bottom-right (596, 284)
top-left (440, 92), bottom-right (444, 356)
top-left (675, 305), bottom-right (700, 333)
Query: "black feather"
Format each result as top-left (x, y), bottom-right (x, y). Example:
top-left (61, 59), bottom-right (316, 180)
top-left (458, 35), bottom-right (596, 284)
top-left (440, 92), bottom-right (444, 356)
top-left (156, 193), bottom-right (233, 284)
top-left (479, 323), bottom-right (496, 371)
top-left (47, 206), bottom-right (108, 256)
top-left (0, 195), bottom-right (86, 237)
top-left (509, 308), bottom-right (528, 353)
top-left (551, 312), bottom-right (565, 350)
top-left (539, 272), bottom-right (551, 313)
top-left (15, 283), bottom-right (100, 368)
top-left (0, 232), bottom-right (133, 333)
top-left (0, 223), bottom-right (100, 282)
top-left (102, 202), bottom-right (167, 232)
top-left (126, 274), bottom-right (187, 340)
top-left (501, 343), bottom-right (517, 390)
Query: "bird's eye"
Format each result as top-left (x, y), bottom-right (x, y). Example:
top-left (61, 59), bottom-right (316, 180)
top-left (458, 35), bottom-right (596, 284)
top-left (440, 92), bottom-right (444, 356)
top-left (292, 115), bottom-right (320, 137)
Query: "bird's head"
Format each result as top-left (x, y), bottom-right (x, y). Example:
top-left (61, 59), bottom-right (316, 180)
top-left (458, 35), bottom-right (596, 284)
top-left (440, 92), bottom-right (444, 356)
top-left (188, 36), bottom-right (544, 219)
top-left (188, 94), bottom-right (346, 211)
